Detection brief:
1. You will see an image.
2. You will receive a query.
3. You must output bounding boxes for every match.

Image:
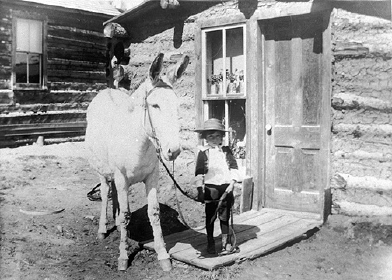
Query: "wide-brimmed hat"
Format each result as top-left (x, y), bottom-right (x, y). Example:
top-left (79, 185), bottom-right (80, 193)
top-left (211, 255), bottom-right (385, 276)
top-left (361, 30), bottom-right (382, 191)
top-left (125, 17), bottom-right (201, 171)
top-left (193, 118), bottom-right (229, 133)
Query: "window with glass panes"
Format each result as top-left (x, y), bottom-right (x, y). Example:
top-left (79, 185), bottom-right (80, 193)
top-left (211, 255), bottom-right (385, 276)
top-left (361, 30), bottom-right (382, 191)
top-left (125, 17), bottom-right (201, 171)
top-left (201, 24), bottom-right (246, 159)
top-left (15, 18), bottom-right (43, 86)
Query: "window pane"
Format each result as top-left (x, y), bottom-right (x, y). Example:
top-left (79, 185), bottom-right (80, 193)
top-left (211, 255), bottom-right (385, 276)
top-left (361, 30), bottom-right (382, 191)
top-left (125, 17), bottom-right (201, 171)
top-left (226, 27), bottom-right (244, 95)
top-left (229, 99), bottom-right (246, 159)
top-left (206, 30), bottom-right (223, 95)
top-left (16, 19), bottom-right (30, 52)
top-left (16, 19), bottom-right (42, 53)
top-left (29, 20), bottom-right (42, 53)
top-left (207, 100), bottom-right (225, 121)
top-left (15, 52), bottom-right (27, 83)
top-left (229, 99), bottom-right (246, 142)
top-left (29, 53), bottom-right (41, 83)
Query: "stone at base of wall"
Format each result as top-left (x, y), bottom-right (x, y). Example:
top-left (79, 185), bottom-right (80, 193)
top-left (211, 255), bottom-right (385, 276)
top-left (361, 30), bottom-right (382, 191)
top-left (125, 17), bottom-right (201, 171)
top-left (333, 200), bottom-right (392, 216)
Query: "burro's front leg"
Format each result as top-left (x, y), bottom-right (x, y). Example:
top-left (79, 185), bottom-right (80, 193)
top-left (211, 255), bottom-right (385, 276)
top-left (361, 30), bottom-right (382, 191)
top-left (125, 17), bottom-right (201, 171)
top-left (114, 170), bottom-right (131, 271)
top-left (97, 175), bottom-right (110, 240)
top-left (146, 171), bottom-right (172, 271)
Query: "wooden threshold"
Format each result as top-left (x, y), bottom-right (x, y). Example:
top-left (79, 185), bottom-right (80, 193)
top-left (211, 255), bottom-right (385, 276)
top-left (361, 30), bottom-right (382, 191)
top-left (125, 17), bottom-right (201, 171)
top-left (141, 208), bottom-right (323, 271)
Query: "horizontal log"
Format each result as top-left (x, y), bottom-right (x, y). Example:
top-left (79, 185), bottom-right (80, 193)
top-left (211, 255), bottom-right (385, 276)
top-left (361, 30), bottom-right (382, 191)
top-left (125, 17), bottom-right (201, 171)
top-left (333, 41), bottom-right (369, 57)
top-left (334, 186), bottom-right (392, 208)
top-left (48, 35), bottom-right (106, 51)
top-left (12, 90), bottom-right (98, 104)
top-left (49, 58), bottom-right (105, 67)
top-left (332, 173), bottom-right (392, 190)
top-left (0, 122), bottom-right (87, 148)
top-left (0, 122), bottom-right (87, 138)
top-left (334, 150), bottom-right (391, 162)
top-left (47, 14), bottom-right (107, 33)
top-left (0, 43), bottom-right (11, 53)
top-left (332, 92), bottom-right (392, 112)
top-left (0, 55), bottom-right (11, 66)
top-left (0, 81), bottom-right (10, 91)
top-left (48, 82), bottom-right (106, 91)
top-left (0, 33), bottom-right (11, 42)
top-left (47, 60), bottom-right (106, 72)
top-left (48, 25), bottom-right (105, 43)
top-left (0, 90), bottom-right (12, 104)
top-left (48, 27), bottom-right (105, 41)
top-left (333, 200), bottom-right (392, 216)
top-left (332, 123), bottom-right (392, 136)
top-left (47, 48), bottom-right (106, 63)
top-left (0, 103), bottom-right (90, 114)
top-left (0, 66), bottom-right (11, 76)
top-left (0, 111), bottom-right (86, 125)
top-left (47, 43), bottom-right (106, 57)
top-left (48, 70), bottom-right (105, 80)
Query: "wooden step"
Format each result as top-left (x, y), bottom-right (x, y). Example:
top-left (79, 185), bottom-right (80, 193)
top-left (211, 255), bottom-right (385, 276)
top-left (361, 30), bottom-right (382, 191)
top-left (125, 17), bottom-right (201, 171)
top-left (142, 208), bottom-right (323, 270)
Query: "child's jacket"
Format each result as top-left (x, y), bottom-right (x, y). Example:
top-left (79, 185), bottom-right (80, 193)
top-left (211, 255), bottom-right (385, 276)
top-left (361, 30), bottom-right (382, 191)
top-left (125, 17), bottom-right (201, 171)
top-left (195, 145), bottom-right (239, 185)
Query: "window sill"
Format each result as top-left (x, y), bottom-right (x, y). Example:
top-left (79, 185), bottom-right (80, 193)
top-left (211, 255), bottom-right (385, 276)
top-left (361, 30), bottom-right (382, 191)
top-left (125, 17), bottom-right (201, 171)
top-left (202, 95), bottom-right (246, 100)
top-left (13, 86), bottom-right (48, 91)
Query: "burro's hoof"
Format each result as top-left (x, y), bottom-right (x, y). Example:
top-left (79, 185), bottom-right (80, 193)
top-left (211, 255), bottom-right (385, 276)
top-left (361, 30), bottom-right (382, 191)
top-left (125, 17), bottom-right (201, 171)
top-left (159, 258), bottom-right (172, 271)
top-left (97, 233), bottom-right (106, 240)
top-left (118, 258), bottom-right (129, 271)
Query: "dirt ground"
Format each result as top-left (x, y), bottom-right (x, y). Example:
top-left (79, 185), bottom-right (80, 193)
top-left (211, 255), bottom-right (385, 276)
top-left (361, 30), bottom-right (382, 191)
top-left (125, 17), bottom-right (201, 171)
top-left (1, 142), bottom-right (391, 280)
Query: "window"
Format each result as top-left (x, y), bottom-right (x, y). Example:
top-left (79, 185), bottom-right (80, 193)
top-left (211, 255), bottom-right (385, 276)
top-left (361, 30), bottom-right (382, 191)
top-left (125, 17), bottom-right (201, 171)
top-left (14, 18), bottom-right (43, 87)
top-left (201, 24), bottom-right (246, 159)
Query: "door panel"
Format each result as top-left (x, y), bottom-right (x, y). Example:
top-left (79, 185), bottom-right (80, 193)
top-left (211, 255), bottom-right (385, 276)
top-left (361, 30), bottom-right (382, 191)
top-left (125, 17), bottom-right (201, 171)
top-left (263, 15), bottom-right (330, 214)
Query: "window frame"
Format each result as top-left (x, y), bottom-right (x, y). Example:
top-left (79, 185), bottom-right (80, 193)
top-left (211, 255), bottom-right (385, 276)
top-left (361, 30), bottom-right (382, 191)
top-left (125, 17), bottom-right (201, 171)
top-left (201, 23), bottom-right (247, 100)
top-left (12, 12), bottom-right (47, 90)
top-left (199, 23), bottom-right (247, 150)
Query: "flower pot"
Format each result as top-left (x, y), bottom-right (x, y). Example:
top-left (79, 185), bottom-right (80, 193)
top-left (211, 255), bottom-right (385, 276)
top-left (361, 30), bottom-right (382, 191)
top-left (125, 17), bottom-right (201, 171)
top-left (227, 82), bottom-right (236, 94)
top-left (237, 81), bottom-right (244, 94)
top-left (211, 83), bottom-right (222, 94)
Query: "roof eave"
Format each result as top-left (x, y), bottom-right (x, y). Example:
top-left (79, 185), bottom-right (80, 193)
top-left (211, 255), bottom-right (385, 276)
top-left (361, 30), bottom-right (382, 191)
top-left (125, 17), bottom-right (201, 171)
top-left (104, 0), bottom-right (226, 25)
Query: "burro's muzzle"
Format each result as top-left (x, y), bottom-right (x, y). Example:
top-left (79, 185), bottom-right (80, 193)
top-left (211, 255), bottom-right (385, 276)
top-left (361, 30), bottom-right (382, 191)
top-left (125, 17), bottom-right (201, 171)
top-left (159, 127), bottom-right (181, 161)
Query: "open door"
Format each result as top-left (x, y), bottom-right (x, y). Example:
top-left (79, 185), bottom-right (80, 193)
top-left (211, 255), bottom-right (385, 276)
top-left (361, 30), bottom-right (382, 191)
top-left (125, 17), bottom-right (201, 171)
top-left (263, 14), bottom-right (331, 217)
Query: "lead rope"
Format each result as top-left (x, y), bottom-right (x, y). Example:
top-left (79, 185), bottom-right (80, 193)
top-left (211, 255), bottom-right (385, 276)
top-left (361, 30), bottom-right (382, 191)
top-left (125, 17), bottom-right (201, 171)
top-left (143, 87), bottom-right (197, 202)
top-left (157, 154), bottom-right (198, 201)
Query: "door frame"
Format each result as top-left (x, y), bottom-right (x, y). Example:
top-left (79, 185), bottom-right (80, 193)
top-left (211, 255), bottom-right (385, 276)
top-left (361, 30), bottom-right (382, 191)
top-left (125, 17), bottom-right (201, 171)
top-left (247, 11), bottom-right (332, 221)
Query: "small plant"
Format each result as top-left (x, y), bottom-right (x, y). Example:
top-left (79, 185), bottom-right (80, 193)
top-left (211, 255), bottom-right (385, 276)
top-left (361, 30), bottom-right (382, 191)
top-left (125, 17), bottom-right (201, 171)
top-left (226, 72), bottom-right (236, 83)
top-left (209, 73), bottom-right (223, 85)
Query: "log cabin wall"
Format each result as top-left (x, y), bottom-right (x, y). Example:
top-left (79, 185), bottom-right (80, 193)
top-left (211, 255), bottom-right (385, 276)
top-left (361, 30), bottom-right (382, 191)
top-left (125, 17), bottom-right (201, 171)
top-left (108, 1), bottom-right (391, 217)
top-left (0, 1), bottom-right (116, 145)
top-left (331, 8), bottom-right (392, 216)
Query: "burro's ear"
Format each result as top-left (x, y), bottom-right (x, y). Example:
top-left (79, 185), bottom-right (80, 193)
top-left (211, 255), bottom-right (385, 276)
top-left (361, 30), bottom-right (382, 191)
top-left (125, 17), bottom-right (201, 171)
top-left (166, 55), bottom-right (190, 85)
top-left (149, 53), bottom-right (164, 85)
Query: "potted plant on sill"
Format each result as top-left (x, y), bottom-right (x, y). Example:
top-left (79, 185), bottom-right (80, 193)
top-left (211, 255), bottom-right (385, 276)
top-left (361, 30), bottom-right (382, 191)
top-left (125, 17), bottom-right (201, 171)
top-left (209, 72), bottom-right (223, 94)
top-left (226, 71), bottom-right (237, 94)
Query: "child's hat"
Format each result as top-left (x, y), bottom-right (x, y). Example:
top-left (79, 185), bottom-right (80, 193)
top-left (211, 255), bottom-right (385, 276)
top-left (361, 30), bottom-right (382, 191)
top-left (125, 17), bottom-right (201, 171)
top-left (193, 118), bottom-right (229, 133)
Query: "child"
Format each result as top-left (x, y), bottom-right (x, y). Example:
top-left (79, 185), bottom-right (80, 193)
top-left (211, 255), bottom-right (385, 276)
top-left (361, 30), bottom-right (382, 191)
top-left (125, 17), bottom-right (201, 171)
top-left (193, 118), bottom-right (239, 255)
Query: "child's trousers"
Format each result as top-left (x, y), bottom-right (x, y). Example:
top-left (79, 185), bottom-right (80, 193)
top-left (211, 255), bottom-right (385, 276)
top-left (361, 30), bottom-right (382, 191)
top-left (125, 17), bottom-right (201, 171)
top-left (204, 184), bottom-right (234, 237)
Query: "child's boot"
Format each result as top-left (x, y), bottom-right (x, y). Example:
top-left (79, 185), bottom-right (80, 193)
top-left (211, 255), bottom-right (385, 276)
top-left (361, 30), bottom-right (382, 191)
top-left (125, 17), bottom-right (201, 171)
top-left (207, 236), bottom-right (216, 254)
top-left (220, 234), bottom-right (234, 255)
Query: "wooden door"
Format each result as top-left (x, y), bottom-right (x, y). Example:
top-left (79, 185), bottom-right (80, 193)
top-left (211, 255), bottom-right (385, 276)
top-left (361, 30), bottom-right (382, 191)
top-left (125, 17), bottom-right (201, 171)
top-left (263, 14), bottom-right (331, 215)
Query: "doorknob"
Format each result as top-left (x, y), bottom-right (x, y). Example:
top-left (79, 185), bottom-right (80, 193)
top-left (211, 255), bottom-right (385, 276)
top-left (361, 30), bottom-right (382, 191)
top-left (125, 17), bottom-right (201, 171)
top-left (265, 124), bottom-right (272, 133)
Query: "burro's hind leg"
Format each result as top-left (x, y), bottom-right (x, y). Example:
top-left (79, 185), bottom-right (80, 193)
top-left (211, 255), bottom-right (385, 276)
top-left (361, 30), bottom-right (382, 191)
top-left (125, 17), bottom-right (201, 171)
top-left (114, 169), bottom-right (131, 271)
top-left (146, 168), bottom-right (172, 271)
top-left (110, 180), bottom-right (121, 229)
top-left (97, 175), bottom-right (110, 240)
